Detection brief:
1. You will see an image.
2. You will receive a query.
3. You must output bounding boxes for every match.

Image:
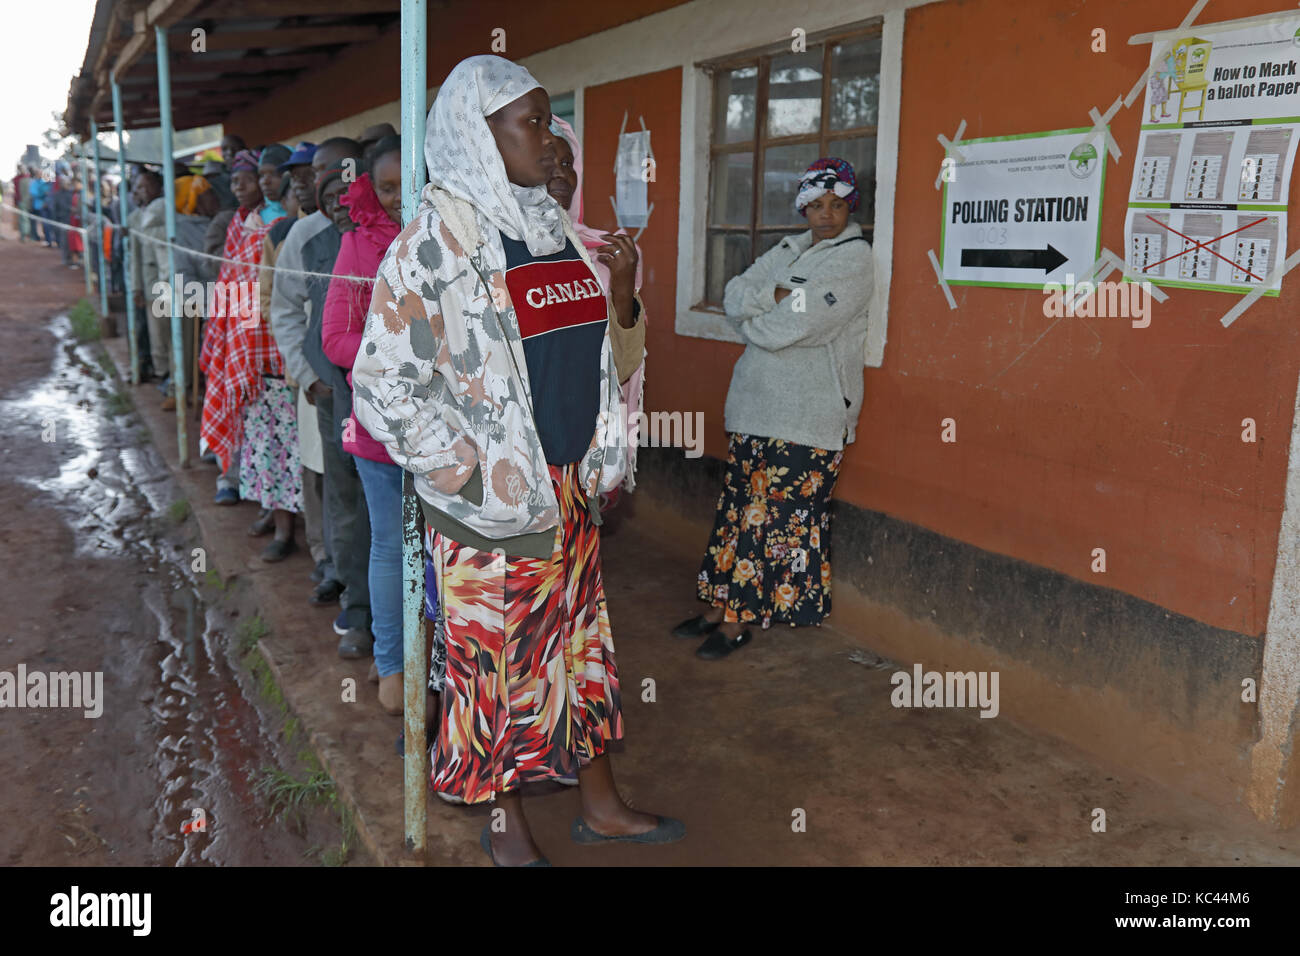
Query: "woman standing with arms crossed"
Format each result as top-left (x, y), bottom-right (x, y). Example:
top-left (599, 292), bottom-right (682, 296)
top-left (673, 158), bottom-right (874, 659)
top-left (352, 55), bottom-right (683, 866)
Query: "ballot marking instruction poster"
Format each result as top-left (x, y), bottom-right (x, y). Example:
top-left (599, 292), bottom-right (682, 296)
top-left (1126, 15), bottom-right (1300, 295)
top-left (940, 127), bottom-right (1106, 289)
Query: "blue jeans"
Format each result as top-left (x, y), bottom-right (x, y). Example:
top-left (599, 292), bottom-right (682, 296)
top-left (355, 455), bottom-right (404, 677)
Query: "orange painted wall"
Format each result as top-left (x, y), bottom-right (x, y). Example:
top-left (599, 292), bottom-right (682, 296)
top-left (866, 0), bottom-right (1296, 637)
top-left (583, 0), bottom-right (1295, 638)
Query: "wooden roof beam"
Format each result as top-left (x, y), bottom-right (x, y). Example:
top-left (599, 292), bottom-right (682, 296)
top-left (192, 0), bottom-right (400, 17)
top-left (166, 23), bottom-right (382, 51)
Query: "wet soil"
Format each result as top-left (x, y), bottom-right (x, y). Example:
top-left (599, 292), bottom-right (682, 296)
top-left (0, 239), bottom-right (365, 866)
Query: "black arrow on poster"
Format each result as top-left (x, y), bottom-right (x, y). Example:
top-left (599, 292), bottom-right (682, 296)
top-left (960, 244), bottom-right (1068, 274)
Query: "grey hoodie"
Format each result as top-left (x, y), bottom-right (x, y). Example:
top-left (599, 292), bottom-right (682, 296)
top-left (722, 221), bottom-right (874, 450)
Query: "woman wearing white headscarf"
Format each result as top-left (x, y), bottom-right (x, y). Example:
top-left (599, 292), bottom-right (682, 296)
top-left (352, 55), bottom-right (682, 866)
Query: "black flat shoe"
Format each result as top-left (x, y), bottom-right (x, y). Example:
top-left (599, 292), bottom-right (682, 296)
top-left (571, 815), bottom-right (686, 845)
top-left (695, 628), bottom-right (753, 660)
top-left (309, 578), bottom-right (344, 606)
top-left (260, 537), bottom-right (298, 563)
top-left (480, 825), bottom-right (551, 867)
top-left (671, 614), bottom-right (720, 639)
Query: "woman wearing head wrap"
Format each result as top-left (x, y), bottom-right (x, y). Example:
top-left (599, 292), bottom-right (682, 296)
top-left (352, 55), bottom-right (681, 865)
top-left (547, 118), bottom-right (647, 503)
top-left (199, 148), bottom-right (303, 558)
top-left (673, 157), bottom-right (874, 660)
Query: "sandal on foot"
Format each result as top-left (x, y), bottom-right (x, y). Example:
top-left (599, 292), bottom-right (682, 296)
top-left (695, 628), bottom-right (753, 660)
top-left (480, 825), bottom-right (551, 867)
top-left (671, 614), bottom-right (720, 639)
top-left (571, 815), bottom-right (686, 846)
top-left (260, 537), bottom-right (298, 563)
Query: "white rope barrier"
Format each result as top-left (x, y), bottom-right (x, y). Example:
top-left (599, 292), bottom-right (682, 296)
top-left (2, 203), bottom-right (90, 238)
top-left (131, 229), bottom-right (380, 285)
top-left (3, 201), bottom-right (380, 287)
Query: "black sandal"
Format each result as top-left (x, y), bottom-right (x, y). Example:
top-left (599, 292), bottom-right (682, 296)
top-left (695, 628), bottom-right (753, 660)
top-left (671, 615), bottom-right (720, 639)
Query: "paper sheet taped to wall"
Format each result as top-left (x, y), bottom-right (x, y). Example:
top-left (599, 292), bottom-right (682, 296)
top-left (1126, 15), bottom-right (1300, 295)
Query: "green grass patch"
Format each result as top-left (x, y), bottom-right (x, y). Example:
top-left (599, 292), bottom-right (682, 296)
top-left (253, 766), bottom-right (333, 828)
top-left (106, 390), bottom-right (133, 416)
top-left (203, 568), bottom-right (227, 591)
top-left (166, 498), bottom-right (190, 523)
top-left (235, 614), bottom-right (267, 654)
top-left (254, 765), bottom-right (356, 866)
top-left (94, 348), bottom-right (116, 379)
top-left (68, 300), bottom-right (100, 343)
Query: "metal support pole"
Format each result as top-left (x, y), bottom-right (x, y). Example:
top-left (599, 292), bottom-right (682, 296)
top-left (400, 0), bottom-right (429, 859)
top-left (79, 146), bottom-right (93, 299)
top-left (113, 78), bottom-right (139, 384)
top-left (90, 121), bottom-right (109, 319)
top-left (156, 25), bottom-right (188, 464)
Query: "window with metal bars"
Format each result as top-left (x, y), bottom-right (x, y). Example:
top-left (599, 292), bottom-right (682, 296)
top-left (701, 23), bottom-right (881, 307)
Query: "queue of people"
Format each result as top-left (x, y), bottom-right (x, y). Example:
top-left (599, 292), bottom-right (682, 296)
top-left (11, 51), bottom-right (874, 865)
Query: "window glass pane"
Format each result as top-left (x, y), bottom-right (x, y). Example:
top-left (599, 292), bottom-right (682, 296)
top-left (762, 142), bottom-right (821, 226)
top-left (756, 230), bottom-right (802, 256)
top-left (826, 135), bottom-right (877, 225)
top-left (713, 66), bottom-right (758, 144)
top-left (830, 36), bottom-right (881, 130)
top-left (706, 231), bottom-right (752, 304)
top-left (766, 50), bottom-right (823, 138)
top-left (709, 151), bottom-right (753, 226)
top-left (549, 91), bottom-right (576, 130)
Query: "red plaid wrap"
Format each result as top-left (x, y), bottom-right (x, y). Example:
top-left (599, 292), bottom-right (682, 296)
top-left (199, 207), bottom-right (283, 472)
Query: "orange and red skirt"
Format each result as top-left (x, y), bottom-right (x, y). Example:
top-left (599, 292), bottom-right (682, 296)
top-left (428, 462), bottom-right (623, 804)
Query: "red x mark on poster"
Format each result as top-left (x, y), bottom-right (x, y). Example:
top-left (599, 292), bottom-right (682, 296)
top-left (1142, 213), bottom-right (1269, 282)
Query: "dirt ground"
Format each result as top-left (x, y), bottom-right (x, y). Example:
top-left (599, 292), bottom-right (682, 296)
top-left (0, 234), bottom-right (366, 866)
top-left (2, 230), bottom-right (1298, 867)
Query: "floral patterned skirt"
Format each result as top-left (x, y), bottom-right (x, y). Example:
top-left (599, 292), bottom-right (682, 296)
top-left (427, 462), bottom-right (622, 804)
top-left (238, 379), bottom-right (303, 512)
top-left (697, 433), bottom-right (843, 628)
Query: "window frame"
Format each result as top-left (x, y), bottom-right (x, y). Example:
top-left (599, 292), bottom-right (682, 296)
top-left (699, 21), bottom-right (883, 309)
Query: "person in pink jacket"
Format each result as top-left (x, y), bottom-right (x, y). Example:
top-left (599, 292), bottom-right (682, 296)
top-left (321, 137), bottom-right (405, 714)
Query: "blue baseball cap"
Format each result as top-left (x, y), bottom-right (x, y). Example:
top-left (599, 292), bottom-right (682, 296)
top-left (278, 141), bottom-right (317, 171)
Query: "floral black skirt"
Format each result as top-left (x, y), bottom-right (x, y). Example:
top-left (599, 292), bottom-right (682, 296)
top-left (697, 433), bottom-right (843, 628)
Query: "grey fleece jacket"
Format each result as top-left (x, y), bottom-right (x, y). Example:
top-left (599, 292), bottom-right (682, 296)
top-left (722, 221), bottom-right (874, 451)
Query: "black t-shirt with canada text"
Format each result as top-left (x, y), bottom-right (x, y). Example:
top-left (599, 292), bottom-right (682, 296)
top-left (500, 232), bottom-right (607, 466)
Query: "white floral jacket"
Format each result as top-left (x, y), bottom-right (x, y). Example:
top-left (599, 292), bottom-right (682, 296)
top-left (351, 184), bottom-right (631, 541)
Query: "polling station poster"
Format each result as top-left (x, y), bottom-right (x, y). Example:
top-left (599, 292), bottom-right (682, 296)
top-left (940, 128), bottom-right (1106, 289)
top-left (1126, 13), bottom-right (1300, 295)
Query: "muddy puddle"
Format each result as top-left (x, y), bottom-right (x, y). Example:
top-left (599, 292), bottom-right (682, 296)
top-left (1, 315), bottom-right (354, 866)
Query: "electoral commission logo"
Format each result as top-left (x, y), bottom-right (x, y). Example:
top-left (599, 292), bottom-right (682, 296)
top-left (1068, 142), bottom-right (1099, 180)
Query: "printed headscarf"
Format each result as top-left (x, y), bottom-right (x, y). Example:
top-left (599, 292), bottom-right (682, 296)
top-left (795, 157), bottom-right (859, 215)
top-left (230, 149), bottom-right (259, 174)
top-left (174, 175), bottom-right (212, 216)
top-left (424, 54), bottom-right (565, 257)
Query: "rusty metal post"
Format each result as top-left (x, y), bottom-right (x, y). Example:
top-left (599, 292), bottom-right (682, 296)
top-left (400, 0), bottom-right (429, 860)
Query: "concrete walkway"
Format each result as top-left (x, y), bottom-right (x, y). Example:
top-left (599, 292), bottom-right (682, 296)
top-left (105, 335), bottom-right (1300, 866)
